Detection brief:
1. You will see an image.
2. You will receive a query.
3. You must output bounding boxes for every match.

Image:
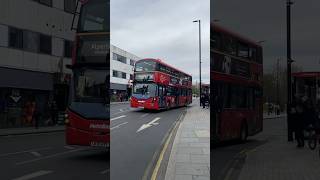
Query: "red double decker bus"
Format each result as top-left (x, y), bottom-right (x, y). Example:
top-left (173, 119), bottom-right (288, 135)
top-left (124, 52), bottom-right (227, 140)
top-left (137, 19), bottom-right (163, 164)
top-left (65, 0), bottom-right (109, 148)
top-left (211, 23), bottom-right (263, 142)
top-left (131, 59), bottom-right (192, 110)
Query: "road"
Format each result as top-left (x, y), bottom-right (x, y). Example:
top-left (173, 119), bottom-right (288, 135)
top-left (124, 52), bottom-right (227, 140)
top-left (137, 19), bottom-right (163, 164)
top-left (212, 116), bottom-right (285, 180)
top-left (110, 102), bottom-right (188, 180)
top-left (0, 101), bottom-right (189, 180)
top-left (0, 132), bottom-right (108, 180)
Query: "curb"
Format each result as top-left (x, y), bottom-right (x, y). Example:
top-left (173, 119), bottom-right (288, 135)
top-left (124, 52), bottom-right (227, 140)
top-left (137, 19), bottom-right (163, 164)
top-left (110, 101), bottom-right (130, 105)
top-left (0, 128), bottom-right (65, 137)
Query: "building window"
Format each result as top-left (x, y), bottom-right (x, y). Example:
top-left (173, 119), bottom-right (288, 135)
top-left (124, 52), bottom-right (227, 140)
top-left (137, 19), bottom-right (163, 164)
top-left (113, 53), bottom-right (127, 64)
top-left (121, 72), bottom-right (126, 79)
top-left (112, 70), bottom-right (118, 77)
top-left (9, 27), bottom-right (23, 49)
top-left (64, 40), bottom-right (73, 58)
top-left (23, 30), bottom-right (39, 53)
top-left (64, 0), bottom-right (77, 13)
top-left (39, 34), bottom-right (52, 54)
top-left (130, 59), bottom-right (135, 66)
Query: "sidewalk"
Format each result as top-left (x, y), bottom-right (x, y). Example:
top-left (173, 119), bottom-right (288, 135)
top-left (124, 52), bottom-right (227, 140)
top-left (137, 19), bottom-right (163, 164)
top-left (0, 126), bottom-right (64, 136)
top-left (238, 116), bottom-right (320, 180)
top-left (165, 104), bottom-right (210, 180)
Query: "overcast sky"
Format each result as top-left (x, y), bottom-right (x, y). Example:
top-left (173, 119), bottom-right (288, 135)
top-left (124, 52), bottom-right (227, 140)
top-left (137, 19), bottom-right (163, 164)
top-left (212, 0), bottom-right (320, 73)
top-left (111, 0), bottom-right (210, 84)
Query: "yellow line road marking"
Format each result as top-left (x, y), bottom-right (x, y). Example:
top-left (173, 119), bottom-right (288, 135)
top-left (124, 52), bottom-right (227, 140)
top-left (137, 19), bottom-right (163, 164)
top-left (150, 122), bottom-right (179, 180)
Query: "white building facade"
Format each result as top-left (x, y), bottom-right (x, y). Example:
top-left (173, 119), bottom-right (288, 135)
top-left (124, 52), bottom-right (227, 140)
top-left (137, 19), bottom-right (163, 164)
top-left (110, 45), bottom-right (140, 101)
top-left (0, 0), bottom-right (77, 128)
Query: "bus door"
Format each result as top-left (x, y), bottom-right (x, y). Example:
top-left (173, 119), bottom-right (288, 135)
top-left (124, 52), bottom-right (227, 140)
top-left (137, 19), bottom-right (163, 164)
top-left (158, 85), bottom-right (165, 108)
top-left (175, 87), bottom-right (179, 106)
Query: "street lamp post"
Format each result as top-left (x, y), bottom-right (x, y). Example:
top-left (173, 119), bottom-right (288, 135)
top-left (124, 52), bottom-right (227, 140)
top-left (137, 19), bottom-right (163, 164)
top-left (287, 0), bottom-right (294, 141)
top-left (276, 58), bottom-right (280, 115)
top-left (193, 20), bottom-right (202, 106)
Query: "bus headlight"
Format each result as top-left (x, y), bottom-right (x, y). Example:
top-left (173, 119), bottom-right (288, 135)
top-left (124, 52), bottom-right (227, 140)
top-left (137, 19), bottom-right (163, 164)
top-left (152, 97), bottom-right (156, 102)
top-left (65, 113), bottom-right (69, 125)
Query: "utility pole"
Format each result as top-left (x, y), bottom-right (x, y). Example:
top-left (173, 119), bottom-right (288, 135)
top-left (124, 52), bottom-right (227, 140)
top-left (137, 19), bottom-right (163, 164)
top-left (193, 20), bottom-right (202, 106)
top-left (286, 0), bottom-right (294, 141)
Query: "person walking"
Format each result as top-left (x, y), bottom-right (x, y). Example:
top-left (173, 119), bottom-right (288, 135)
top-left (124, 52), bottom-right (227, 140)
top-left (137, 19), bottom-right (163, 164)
top-left (295, 97), bottom-right (305, 147)
top-left (201, 93), bottom-right (206, 109)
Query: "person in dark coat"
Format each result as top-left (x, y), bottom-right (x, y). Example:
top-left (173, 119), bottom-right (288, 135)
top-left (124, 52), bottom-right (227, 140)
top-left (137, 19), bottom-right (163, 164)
top-left (201, 93), bottom-right (206, 108)
top-left (294, 97), bottom-right (305, 147)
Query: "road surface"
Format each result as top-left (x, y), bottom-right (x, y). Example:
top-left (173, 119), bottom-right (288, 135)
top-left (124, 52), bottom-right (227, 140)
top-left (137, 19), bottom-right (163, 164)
top-left (0, 132), bottom-right (108, 180)
top-left (212, 116), bottom-right (284, 180)
top-left (110, 101), bottom-right (188, 180)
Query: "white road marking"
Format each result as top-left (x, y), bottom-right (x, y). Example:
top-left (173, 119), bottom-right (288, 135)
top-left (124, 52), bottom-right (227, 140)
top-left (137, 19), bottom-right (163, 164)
top-left (111, 108), bottom-right (133, 115)
top-left (140, 113), bottom-right (150, 118)
top-left (12, 170), bottom-right (53, 180)
top-left (0, 147), bottom-right (51, 157)
top-left (137, 117), bottom-right (161, 133)
top-left (119, 109), bottom-right (124, 112)
top-left (100, 169), bottom-right (109, 174)
top-left (111, 122), bottom-right (128, 130)
top-left (16, 149), bottom-right (84, 165)
top-left (29, 151), bottom-right (42, 157)
top-left (110, 115), bottom-right (126, 121)
top-left (64, 146), bottom-right (75, 150)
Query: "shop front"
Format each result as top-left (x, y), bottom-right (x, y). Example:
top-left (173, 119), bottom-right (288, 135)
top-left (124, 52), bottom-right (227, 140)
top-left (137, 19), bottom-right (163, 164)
top-left (0, 67), bottom-right (54, 128)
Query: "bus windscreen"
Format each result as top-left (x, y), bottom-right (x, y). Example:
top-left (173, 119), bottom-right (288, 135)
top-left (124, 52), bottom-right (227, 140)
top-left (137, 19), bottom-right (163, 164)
top-left (73, 68), bottom-right (107, 103)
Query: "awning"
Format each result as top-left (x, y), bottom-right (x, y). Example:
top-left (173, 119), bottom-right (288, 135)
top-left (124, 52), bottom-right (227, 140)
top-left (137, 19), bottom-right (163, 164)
top-left (0, 67), bottom-right (53, 91)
